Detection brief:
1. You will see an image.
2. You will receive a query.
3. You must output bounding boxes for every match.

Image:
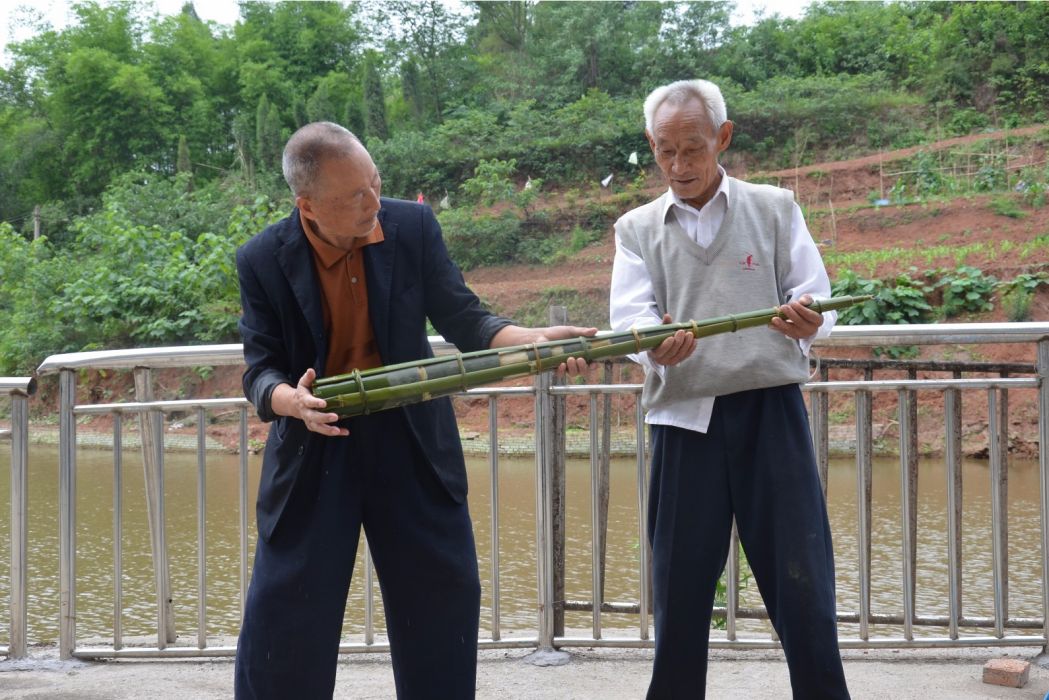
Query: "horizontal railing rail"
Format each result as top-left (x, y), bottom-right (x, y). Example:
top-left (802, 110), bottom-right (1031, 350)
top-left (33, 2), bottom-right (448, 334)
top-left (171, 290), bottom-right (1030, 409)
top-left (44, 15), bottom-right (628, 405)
top-left (14, 321), bottom-right (1049, 660)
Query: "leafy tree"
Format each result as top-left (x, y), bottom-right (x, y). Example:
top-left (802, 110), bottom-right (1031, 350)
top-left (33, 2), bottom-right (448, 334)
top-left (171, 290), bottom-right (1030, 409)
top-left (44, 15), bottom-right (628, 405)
top-left (528, 1), bottom-right (663, 104)
top-left (142, 6), bottom-right (236, 177)
top-left (376, 0), bottom-right (471, 122)
top-left (234, 1), bottom-right (362, 97)
top-left (921, 1), bottom-right (1049, 120)
top-left (466, 0), bottom-right (535, 104)
top-left (647, 2), bottom-right (733, 84)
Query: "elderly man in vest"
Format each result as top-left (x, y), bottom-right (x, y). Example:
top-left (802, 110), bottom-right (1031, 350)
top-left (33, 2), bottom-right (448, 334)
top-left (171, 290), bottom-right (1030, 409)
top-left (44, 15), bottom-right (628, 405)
top-left (610, 79), bottom-right (851, 698)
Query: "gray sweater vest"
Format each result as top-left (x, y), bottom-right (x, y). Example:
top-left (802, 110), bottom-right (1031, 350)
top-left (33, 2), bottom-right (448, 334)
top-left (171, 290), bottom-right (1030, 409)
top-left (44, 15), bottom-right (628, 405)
top-left (615, 177), bottom-right (810, 409)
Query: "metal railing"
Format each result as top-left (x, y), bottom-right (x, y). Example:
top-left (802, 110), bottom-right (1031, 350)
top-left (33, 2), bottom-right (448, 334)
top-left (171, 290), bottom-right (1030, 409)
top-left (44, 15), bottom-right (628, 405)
top-left (21, 321), bottom-right (1049, 660)
top-left (0, 376), bottom-right (36, 659)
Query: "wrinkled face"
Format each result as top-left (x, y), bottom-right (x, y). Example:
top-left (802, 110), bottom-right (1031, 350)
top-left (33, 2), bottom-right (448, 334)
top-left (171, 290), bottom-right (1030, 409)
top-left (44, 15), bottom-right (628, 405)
top-left (297, 143), bottom-right (382, 249)
top-left (647, 97), bottom-right (733, 209)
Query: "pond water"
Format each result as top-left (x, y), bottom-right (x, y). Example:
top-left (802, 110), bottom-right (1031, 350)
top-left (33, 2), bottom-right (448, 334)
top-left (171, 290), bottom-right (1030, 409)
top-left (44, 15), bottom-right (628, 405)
top-left (0, 445), bottom-right (1042, 645)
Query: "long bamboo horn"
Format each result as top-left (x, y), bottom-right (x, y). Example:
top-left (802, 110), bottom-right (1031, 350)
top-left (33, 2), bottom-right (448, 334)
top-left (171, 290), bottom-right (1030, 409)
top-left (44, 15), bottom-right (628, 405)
top-left (313, 295), bottom-right (872, 417)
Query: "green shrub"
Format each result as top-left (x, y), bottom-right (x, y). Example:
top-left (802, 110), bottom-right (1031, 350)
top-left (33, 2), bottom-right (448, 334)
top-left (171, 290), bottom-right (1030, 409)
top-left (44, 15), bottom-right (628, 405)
top-left (945, 108), bottom-right (990, 136)
top-left (831, 270), bottom-right (933, 325)
top-left (989, 196), bottom-right (1026, 218)
top-left (999, 271), bottom-right (1049, 322)
top-left (439, 209), bottom-right (522, 270)
top-left (0, 180), bottom-right (283, 373)
top-left (1002, 288), bottom-right (1034, 322)
top-left (937, 265), bottom-right (997, 317)
top-left (461, 158), bottom-right (518, 206)
top-left (569, 225), bottom-right (604, 253)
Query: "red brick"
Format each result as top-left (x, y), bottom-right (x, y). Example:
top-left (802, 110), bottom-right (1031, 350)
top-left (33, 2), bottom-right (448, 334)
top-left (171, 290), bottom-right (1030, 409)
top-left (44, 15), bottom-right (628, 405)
top-left (982, 658), bottom-right (1030, 688)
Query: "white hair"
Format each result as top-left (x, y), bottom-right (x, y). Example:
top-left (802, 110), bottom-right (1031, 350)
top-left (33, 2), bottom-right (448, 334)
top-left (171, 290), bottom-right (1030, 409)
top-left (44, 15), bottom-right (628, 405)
top-left (282, 121), bottom-right (363, 196)
top-left (643, 79), bottom-right (727, 134)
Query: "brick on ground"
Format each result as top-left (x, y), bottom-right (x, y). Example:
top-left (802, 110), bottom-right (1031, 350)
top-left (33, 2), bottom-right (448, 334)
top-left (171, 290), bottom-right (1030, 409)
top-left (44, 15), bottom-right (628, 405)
top-left (982, 657), bottom-right (1030, 688)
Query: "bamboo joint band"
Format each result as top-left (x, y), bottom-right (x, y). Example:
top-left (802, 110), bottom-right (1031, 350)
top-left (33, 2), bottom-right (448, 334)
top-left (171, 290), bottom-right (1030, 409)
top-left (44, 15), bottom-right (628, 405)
top-left (456, 353), bottom-right (467, 391)
top-left (532, 342), bottom-right (542, 372)
top-left (353, 368), bottom-right (369, 415)
top-left (631, 328), bottom-right (642, 354)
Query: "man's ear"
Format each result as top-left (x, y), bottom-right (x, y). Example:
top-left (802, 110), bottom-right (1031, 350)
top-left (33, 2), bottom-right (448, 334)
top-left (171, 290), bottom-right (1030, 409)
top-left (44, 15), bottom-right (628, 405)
top-left (645, 129), bottom-right (656, 154)
top-left (296, 195), bottom-right (314, 219)
top-left (716, 120), bottom-right (734, 154)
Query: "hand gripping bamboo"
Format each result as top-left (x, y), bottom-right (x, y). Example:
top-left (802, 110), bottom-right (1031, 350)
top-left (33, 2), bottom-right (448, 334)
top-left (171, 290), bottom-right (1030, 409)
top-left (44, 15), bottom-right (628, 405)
top-left (312, 295), bottom-right (873, 417)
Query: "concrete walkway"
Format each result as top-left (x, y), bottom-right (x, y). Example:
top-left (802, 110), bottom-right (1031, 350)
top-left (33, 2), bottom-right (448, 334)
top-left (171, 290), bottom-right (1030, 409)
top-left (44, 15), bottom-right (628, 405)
top-left (2, 646), bottom-right (1049, 699)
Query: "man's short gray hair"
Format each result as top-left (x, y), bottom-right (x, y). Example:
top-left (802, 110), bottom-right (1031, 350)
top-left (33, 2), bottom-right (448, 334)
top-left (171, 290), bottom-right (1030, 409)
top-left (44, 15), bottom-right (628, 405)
top-left (643, 79), bottom-right (727, 134)
top-left (282, 122), bottom-right (363, 196)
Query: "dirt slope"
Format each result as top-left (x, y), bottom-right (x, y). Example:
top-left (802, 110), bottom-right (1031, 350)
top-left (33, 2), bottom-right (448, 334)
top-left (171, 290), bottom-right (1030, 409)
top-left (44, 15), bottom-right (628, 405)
top-left (469, 124), bottom-right (1049, 319)
top-left (461, 125), bottom-right (1049, 456)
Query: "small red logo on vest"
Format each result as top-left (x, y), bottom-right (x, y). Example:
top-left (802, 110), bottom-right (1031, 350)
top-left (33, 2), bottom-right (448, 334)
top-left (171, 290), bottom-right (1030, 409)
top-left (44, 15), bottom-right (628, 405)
top-left (740, 253), bottom-right (759, 271)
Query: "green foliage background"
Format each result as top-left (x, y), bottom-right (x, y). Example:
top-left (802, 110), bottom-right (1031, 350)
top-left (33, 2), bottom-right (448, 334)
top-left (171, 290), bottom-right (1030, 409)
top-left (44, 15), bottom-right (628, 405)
top-left (1, 0), bottom-right (1048, 373)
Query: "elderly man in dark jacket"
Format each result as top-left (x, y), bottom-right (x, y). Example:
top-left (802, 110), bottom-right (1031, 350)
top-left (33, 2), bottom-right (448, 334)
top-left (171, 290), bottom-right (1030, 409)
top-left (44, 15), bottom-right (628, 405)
top-left (234, 121), bottom-right (593, 699)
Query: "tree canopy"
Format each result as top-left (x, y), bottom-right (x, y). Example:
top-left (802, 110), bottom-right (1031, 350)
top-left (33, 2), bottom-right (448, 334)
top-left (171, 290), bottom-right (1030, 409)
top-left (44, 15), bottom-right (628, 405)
top-left (2, 0), bottom-right (1046, 222)
top-left (0, 0), bottom-right (1047, 372)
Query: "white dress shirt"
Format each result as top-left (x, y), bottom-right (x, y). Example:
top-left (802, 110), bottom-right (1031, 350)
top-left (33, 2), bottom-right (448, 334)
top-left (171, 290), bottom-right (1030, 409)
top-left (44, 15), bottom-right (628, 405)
top-left (609, 167), bottom-right (835, 433)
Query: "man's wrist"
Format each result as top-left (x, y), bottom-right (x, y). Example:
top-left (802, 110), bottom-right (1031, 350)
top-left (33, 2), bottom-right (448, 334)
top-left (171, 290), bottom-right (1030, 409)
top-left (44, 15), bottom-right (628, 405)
top-left (269, 383), bottom-right (298, 419)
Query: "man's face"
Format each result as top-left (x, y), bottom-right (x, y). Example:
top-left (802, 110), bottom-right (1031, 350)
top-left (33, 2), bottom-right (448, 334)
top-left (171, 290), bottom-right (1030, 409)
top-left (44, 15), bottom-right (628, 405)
top-left (297, 143), bottom-right (383, 249)
top-left (647, 98), bottom-right (733, 209)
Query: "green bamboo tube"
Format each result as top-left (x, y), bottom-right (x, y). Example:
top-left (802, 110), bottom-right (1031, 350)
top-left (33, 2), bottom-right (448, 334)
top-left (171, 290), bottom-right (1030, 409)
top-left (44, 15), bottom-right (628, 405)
top-left (314, 294), bottom-right (872, 417)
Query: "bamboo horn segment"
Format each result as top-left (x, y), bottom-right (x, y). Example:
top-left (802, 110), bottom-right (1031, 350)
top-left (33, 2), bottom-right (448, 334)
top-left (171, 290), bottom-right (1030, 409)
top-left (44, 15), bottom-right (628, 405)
top-left (311, 295), bottom-right (873, 418)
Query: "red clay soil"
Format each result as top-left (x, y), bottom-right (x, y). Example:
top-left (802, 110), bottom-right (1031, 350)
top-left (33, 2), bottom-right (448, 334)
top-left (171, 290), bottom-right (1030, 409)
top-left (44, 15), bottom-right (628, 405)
top-left (463, 125), bottom-right (1049, 458)
top-left (42, 126), bottom-right (1049, 459)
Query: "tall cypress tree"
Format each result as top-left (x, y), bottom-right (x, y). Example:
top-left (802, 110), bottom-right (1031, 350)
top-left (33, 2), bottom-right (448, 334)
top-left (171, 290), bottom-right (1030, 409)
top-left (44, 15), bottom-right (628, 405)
top-left (176, 134), bottom-right (193, 191)
top-left (344, 98), bottom-right (366, 137)
top-left (401, 59), bottom-right (424, 122)
top-left (176, 135), bottom-right (192, 175)
top-left (255, 96), bottom-right (282, 172)
top-left (307, 81), bottom-right (338, 123)
top-left (363, 54), bottom-right (389, 142)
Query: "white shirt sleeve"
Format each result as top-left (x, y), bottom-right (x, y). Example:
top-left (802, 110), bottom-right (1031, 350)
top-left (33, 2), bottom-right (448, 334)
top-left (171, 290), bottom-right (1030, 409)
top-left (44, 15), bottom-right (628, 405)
top-left (610, 228), bottom-right (665, 375)
top-left (784, 202), bottom-right (837, 356)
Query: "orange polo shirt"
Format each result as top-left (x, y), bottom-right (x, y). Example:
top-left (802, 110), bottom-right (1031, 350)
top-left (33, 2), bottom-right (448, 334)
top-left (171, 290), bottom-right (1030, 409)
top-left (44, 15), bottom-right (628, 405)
top-left (299, 211), bottom-right (385, 376)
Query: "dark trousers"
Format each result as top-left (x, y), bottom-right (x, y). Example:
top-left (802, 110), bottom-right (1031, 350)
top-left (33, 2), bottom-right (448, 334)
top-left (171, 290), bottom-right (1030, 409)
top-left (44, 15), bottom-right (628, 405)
top-left (235, 410), bottom-right (481, 699)
top-left (646, 384), bottom-right (850, 700)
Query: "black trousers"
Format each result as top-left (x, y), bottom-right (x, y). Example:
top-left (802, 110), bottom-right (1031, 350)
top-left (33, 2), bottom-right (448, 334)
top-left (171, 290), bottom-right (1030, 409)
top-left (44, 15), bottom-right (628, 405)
top-left (235, 410), bottom-right (480, 699)
top-left (646, 384), bottom-right (850, 700)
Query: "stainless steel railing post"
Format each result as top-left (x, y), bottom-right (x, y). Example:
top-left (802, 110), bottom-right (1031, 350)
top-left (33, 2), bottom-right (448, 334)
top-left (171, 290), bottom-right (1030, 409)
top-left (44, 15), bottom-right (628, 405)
top-left (488, 395), bottom-right (501, 641)
top-left (1038, 337), bottom-right (1049, 653)
top-left (133, 368), bottom-right (175, 646)
top-left (897, 389), bottom-right (915, 641)
top-left (5, 378), bottom-right (34, 659)
top-left (534, 367), bottom-right (555, 650)
top-left (58, 368), bottom-right (77, 659)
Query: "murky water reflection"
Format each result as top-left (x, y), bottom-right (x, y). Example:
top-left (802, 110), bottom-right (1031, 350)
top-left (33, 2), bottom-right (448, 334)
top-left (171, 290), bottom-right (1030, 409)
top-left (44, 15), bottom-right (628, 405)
top-left (0, 446), bottom-right (1042, 645)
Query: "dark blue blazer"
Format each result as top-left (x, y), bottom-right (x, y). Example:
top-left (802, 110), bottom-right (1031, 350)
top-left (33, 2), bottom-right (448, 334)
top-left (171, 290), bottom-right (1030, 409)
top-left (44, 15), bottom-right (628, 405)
top-left (236, 198), bottom-right (509, 541)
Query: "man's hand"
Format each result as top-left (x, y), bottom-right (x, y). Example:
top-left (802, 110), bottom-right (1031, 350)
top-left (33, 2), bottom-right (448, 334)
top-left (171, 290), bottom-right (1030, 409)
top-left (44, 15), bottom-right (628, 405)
top-left (539, 325), bottom-right (599, 379)
top-left (648, 313), bottom-right (696, 367)
top-left (490, 324), bottom-right (599, 379)
top-left (769, 294), bottom-right (824, 340)
top-left (271, 368), bottom-right (349, 437)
